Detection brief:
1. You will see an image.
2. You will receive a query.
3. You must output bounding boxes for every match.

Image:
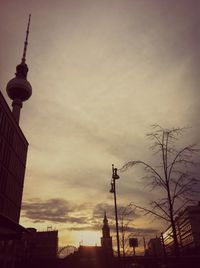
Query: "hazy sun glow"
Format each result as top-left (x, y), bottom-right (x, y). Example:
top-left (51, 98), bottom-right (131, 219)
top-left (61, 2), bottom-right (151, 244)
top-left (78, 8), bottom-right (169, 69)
top-left (74, 231), bottom-right (101, 246)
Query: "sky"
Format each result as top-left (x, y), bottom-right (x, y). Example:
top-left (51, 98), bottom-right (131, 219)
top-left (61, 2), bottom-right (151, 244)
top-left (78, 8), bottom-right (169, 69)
top-left (0, 0), bottom-right (200, 253)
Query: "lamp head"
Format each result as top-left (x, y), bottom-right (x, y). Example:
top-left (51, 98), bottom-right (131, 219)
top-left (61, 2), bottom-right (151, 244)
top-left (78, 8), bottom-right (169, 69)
top-left (109, 182), bottom-right (114, 193)
top-left (112, 168), bottom-right (120, 180)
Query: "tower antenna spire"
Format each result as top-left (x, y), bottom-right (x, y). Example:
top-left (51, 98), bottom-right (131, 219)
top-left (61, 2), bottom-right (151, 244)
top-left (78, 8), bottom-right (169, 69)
top-left (22, 14), bottom-right (31, 64)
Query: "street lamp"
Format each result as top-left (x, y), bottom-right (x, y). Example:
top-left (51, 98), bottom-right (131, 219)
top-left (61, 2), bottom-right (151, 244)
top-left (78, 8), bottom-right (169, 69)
top-left (110, 164), bottom-right (120, 259)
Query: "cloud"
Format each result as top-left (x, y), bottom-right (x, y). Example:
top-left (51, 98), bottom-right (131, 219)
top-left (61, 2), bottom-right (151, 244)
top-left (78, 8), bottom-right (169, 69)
top-left (21, 198), bottom-right (159, 241)
top-left (21, 199), bottom-right (115, 232)
top-left (91, 202), bottom-right (158, 236)
top-left (22, 199), bottom-right (142, 231)
top-left (22, 198), bottom-right (88, 224)
top-left (118, 226), bottom-right (158, 236)
top-left (93, 202), bottom-right (140, 220)
top-left (92, 202), bottom-right (115, 220)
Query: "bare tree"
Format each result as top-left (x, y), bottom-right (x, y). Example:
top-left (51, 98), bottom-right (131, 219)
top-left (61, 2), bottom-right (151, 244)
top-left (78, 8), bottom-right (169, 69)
top-left (118, 203), bottom-right (136, 257)
top-left (121, 125), bottom-right (200, 256)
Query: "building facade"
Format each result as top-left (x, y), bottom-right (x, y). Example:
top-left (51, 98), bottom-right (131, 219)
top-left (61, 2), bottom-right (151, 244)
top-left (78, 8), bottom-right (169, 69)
top-left (147, 237), bottom-right (163, 256)
top-left (0, 91), bottom-right (28, 223)
top-left (16, 228), bottom-right (58, 261)
top-left (162, 203), bottom-right (200, 255)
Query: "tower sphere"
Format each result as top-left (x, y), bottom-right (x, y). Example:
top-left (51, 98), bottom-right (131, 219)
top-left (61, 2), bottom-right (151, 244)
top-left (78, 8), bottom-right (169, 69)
top-left (6, 77), bottom-right (32, 102)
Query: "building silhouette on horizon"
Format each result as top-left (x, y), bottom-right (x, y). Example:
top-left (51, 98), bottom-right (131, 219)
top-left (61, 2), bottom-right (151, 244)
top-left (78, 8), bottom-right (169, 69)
top-left (16, 227), bottom-right (58, 261)
top-left (101, 211), bottom-right (113, 255)
top-left (65, 212), bottom-right (113, 265)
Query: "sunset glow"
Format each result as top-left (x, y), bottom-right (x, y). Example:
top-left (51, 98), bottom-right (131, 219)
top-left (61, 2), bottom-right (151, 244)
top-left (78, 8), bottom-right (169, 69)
top-left (74, 231), bottom-right (101, 247)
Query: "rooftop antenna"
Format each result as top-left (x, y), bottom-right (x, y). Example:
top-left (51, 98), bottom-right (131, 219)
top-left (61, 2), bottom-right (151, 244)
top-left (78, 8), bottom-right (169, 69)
top-left (47, 226), bottom-right (52, 231)
top-left (22, 14), bottom-right (31, 64)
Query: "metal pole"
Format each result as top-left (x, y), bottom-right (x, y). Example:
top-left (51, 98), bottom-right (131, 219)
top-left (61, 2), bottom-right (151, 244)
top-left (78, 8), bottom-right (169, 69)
top-left (113, 177), bottom-right (120, 259)
top-left (143, 236), bottom-right (146, 253)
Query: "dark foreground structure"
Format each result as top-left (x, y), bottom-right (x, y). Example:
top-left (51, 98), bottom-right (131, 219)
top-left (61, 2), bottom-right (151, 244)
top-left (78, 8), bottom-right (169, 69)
top-left (14, 255), bottom-right (200, 268)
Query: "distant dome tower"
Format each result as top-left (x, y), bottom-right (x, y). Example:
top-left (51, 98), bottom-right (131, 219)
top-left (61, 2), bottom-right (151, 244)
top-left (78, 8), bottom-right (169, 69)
top-left (6, 14), bottom-right (32, 124)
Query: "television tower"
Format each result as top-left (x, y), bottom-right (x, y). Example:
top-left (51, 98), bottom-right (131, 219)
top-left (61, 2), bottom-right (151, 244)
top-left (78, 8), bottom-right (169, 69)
top-left (6, 14), bottom-right (32, 124)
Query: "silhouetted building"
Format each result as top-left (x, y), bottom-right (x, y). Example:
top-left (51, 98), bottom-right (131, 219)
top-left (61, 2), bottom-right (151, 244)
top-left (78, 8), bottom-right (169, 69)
top-left (64, 213), bottom-right (113, 266)
top-left (101, 211), bottom-right (113, 256)
top-left (0, 91), bottom-right (28, 223)
top-left (162, 202), bottom-right (200, 255)
top-left (16, 228), bottom-right (58, 261)
top-left (147, 237), bottom-right (163, 256)
top-left (75, 245), bottom-right (102, 262)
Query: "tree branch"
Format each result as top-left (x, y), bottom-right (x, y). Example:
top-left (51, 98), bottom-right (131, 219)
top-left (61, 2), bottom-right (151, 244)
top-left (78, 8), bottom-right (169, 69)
top-left (120, 161), bottom-right (166, 188)
top-left (133, 204), bottom-right (169, 222)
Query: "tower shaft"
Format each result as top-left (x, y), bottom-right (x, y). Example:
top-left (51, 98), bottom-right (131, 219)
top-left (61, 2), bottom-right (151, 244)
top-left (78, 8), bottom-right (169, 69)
top-left (12, 99), bottom-right (23, 123)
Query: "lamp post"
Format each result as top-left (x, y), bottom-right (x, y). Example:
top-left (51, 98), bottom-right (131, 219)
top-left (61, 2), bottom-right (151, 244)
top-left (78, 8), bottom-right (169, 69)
top-left (110, 164), bottom-right (120, 259)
